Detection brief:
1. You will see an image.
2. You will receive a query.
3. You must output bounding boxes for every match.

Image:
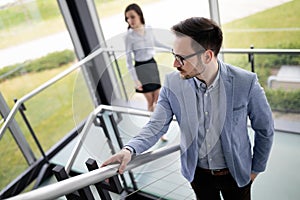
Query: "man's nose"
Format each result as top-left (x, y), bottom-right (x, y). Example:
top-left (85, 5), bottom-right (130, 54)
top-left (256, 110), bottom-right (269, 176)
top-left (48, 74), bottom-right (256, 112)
top-left (173, 59), bottom-right (181, 68)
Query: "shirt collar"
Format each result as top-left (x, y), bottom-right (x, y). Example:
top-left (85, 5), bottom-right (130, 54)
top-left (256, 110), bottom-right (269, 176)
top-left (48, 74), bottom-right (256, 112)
top-left (193, 64), bottom-right (220, 91)
top-left (193, 77), bottom-right (207, 92)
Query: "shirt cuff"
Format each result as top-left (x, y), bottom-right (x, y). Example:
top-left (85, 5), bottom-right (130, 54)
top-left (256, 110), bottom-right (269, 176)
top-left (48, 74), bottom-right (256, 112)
top-left (123, 145), bottom-right (135, 155)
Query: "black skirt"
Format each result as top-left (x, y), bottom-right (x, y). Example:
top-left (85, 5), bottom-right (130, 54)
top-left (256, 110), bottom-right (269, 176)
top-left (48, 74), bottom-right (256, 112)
top-left (134, 58), bottom-right (161, 93)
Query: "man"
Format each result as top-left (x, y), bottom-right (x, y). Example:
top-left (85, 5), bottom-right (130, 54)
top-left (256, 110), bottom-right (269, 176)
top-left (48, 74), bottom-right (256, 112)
top-left (102, 17), bottom-right (274, 200)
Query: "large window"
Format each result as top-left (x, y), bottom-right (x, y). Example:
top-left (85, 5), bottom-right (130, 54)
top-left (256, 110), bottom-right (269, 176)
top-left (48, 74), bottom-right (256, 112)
top-left (0, 0), bottom-right (94, 190)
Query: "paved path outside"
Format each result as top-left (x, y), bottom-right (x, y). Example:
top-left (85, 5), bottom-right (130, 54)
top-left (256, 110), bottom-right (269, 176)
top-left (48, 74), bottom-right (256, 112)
top-left (0, 0), bottom-right (291, 68)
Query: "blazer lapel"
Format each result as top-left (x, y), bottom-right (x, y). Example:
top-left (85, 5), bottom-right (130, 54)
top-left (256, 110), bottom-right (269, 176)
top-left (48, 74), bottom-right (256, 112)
top-left (180, 78), bottom-right (199, 147)
top-left (219, 61), bottom-right (234, 152)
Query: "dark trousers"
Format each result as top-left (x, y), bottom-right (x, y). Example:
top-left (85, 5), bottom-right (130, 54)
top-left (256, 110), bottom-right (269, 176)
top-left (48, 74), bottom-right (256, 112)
top-left (191, 167), bottom-right (252, 200)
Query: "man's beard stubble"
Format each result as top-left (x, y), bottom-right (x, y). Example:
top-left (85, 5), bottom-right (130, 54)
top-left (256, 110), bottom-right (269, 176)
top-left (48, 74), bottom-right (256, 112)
top-left (178, 63), bottom-right (207, 80)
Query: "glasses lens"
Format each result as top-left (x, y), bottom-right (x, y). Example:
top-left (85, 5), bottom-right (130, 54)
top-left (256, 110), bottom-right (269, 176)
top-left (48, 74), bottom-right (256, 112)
top-left (175, 55), bottom-right (184, 66)
top-left (172, 50), bottom-right (183, 66)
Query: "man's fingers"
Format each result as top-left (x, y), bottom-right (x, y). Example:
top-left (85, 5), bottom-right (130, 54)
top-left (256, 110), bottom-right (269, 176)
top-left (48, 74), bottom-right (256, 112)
top-left (100, 158), bottom-right (112, 167)
top-left (101, 156), bottom-right (119, 167)
top-left (118, 156), bottom-right (130, 174)
top-left (118, 161), bottom-right (126, 174)
top-left (101, 150), bottom-right (131, 174)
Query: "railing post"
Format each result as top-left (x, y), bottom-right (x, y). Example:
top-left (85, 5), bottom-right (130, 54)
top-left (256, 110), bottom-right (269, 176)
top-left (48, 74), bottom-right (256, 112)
top-left (248, 45), bottom-right (255, 72)
top-left (14, 99), bottom-right (49, 163)
top-left (7, 144), bottom-right (181, 200)
top-left (53, 165), bottom-right (95, 200)
top-left (97, 114), bottom-right (117, 155)
top-left (52, 165), bottom-right (81, 200)
top-left (86, 158), bottom-right (124, 199)
top-left (98, 114), bottom-right (130, 192)
top-left (85, 159), bottom-right (112, 200)
top-left (108, 113), bottom-right (138, 191)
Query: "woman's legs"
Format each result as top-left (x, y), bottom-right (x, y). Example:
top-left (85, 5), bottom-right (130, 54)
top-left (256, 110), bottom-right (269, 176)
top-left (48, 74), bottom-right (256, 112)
top-left (143, 92), bottom-right (155, 111)
top-left (143, 88), bottom-right (160, 111)
top-left (152, 89), bottom-right (160, 110)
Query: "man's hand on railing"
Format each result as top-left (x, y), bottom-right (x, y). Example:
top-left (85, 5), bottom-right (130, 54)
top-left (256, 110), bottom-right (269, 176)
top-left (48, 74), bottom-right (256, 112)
top-left (101, 148), bottom-right (132, 174)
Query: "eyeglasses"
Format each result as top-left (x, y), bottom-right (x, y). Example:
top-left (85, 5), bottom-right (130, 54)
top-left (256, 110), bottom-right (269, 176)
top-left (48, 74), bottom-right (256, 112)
top-left (172, 49), bottom-right (206, 66)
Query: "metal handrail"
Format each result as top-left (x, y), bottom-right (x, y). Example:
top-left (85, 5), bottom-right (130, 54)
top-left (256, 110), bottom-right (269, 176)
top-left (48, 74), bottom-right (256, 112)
top-left (220, 48), bottom-right (300, 54)
top-left (7, 144), bottom-right (180, 200)
top-left (65, 104), bottom-right (178, 174)
top-left (109, 47), bottom-right (300, 54)
top-left (0, 47), bottom-right (105, 139)
top-left (1, 47), bottom-right (299, 139)
top-left (65, 104), bottom-right (154, 173)
top-left (0, 47), bottom-right (169, 139)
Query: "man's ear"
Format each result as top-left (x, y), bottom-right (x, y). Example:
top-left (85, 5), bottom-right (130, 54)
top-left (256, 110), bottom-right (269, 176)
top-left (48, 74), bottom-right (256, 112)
top-left (203, 50), bottom-right (213, 64)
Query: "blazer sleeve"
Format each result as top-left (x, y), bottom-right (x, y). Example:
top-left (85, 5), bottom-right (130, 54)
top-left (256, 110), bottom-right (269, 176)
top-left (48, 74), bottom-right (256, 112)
top-left (126, 75), bottom-right (174, 153)
top-left (247, 75), bottom-right (274, 173)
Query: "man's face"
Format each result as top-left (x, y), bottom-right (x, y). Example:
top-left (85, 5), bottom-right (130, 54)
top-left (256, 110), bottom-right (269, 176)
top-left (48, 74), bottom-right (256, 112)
top-left (172, 36), bottom-right (205, 79)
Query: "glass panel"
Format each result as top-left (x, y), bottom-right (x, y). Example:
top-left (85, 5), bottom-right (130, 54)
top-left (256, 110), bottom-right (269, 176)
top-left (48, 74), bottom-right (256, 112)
top-left (50, 110), bottom-right (127, 173)
top-left (72, 68), bottom-right (95, 126)
top-left (22, 67), bottom-right (94, 154)
top-left (129, 151), bottom-right (193, 199)
top-left (223, 53), bottom-right (300, 115)
top-left (0, 0), bottom-right (94, 189)
top-left (221, 0), bottom-right (300, 117)
top-left (0, 0), bottom-right (92, 191)
top-left (0, 0), bottom-right (78, 159)
top-left (0, 64), bottom-right (95, 161)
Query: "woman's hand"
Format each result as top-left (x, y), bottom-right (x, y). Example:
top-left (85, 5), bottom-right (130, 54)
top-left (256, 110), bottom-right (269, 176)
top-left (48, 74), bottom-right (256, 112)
top-left (135, 80), bottom-right (143, 91)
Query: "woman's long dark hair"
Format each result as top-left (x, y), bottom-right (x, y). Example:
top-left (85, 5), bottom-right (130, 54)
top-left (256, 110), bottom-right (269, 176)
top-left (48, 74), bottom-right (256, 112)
top-left (124, 3), bottom-right (145, 29)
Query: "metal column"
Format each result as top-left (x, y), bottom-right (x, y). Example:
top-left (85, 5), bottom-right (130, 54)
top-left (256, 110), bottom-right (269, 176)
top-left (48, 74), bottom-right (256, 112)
top-left (208, 0), bottom-right (224, 61)
top-left (57, 0), bottom-right (121, 107)
top-left (0, 93), bottom-right (35, 165)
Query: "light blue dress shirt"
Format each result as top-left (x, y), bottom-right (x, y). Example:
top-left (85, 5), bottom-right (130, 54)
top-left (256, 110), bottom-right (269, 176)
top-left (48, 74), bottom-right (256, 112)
top-left (193, 67), bottom-right (227, 169)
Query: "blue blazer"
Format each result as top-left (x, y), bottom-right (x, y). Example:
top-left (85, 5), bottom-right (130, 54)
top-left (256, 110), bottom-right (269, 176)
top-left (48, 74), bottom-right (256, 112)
top-left (127, 60), bottom-right (274, 187)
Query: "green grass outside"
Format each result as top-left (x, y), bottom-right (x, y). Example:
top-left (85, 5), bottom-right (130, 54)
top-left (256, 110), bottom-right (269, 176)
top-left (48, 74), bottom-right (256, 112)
top-left (222, 0), bottom-right (300, 61)
top-left (223, 0), bottom-right (300, 48)
top-left (222, 0), bottom-right (300, 87)
top-left (0, 65), bottom-right (94, 190)
top-left (1, 0), bottom-right (300, 192)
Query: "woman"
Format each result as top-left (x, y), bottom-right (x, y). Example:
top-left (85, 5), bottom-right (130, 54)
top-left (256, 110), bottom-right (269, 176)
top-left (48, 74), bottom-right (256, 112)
top-left (124, 3), bottom-right (169, 112)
